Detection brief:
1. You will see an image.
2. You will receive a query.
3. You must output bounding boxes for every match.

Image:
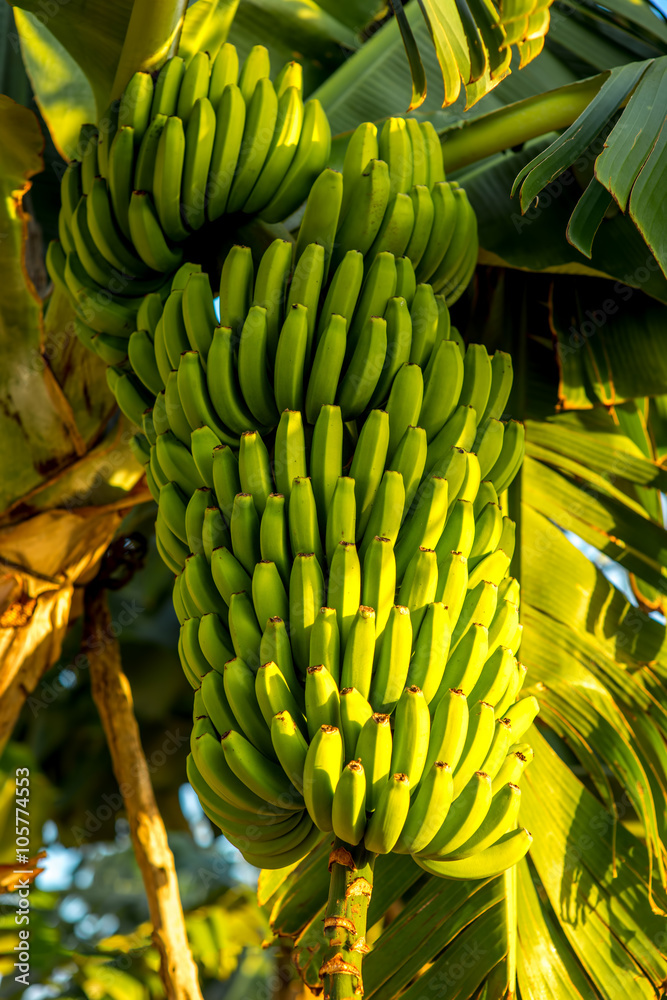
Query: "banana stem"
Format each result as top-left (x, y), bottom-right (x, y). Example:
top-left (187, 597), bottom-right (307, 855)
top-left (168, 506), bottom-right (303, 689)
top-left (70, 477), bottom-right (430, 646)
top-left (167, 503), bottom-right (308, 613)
top-left (111, 0), bottom-right (189, 101)
top-left (440, 74), bottom-right (607, 173)
top-left (320, 840), bottom-right (376, 1000)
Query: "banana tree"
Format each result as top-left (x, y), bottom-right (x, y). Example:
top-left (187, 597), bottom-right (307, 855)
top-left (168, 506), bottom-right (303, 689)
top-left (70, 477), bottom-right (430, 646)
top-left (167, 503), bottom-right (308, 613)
top-left (4, 0), bottom-right (667, 998)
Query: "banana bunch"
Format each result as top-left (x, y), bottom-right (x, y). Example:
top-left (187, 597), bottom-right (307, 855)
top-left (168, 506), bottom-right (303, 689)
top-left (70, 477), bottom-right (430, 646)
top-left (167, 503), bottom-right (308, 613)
top-left (47, 43), bottom-right (331, 343)
top-left (117, 246), bottom-right (534, 876)
top-left (324, 118), bottom-right (478, 305)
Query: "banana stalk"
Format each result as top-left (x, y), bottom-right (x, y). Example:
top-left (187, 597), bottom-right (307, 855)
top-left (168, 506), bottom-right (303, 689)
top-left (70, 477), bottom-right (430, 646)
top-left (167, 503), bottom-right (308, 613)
top-left (320, 840), bottom-right (376, 1000)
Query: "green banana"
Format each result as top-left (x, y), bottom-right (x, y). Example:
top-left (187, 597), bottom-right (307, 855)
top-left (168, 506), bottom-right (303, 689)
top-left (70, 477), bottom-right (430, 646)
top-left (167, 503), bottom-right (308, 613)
top-left (221, 728), bottom-right (303, 809)
top-left (303, 724), bottom-right (344, 831)
top-left (369, 605), bottom-right (412, 715)
top-left (198, 612), bottom-right (234, 670)
top-left (390, 685), bottom-right (431, 786)
top-left (182, 96), bottom-right (217, 230)
top-left (337, 315), bottom-right (387, 421)
top-left (326, 541), bottom-right (361, 651)
top-left (310, 405), bottom-right (344, 527)
top-left (151, 57), bottom-right (185, 118)
top-left (305, 663), bottom-right (342, 738)
top-left (289, 552), bottom-right (325, 674)
top-left (355, 713), bottom-right (392, 811)
top-left (340, 605), bottom-right (376, 701)
top-left (274, 409), bottom-right (307, 499)
top-left (237, 306), bottom-right (280, 428)
top-left (294, 167), bottom-right (343, 281)
top-left (271, 710), bottom-right (308, 793)
top-left (418, 769), bottom-right (493, 858)
top-left (206, 83), bottom-right (246, 220)
top-left (260, 493), bottom-right (291, 587)
top-left (260, 99), bottom-right (331, 224)
top-left (289, 477), bottom-right (325, 566)
top-left (452, 700), bottom-right (496, 798)
top-left (237, 44), bottom-right (271, 104)
top-left (252, 237), bottom-right (292, 361)
top-left (364, 772), bottom-right (411, 854)
top-left (228, 591), bottom-right (263, 666)
top-left (339, 687), bottom-right (373, 761)
top-left (274, 303), bottom-right (309, 412)
top-left (361, 535), bottom-right (396, 639)
top-left (252, 561), bottom-right (289, 626)
top-left (415, 827), bottom-right (532, 880)
top-left (223, 656), bottom-right (273, 756)
top-left (309, 607), bottom-right (341, 686)
top-left (255, 660), bottom-right (304, 733)
top-left (332, 760), bottom-right (367, 846)
top-left (128, 191), bottom-right (184, 272)
top-left (407, 602), bottom-right (451, 704)
top-left (349, 409), bottom-right (390, 539)
top-left (243, 85), bottom-right (304, 214)
top-left (397, 761), bottom-right (453, 855)
top-left (227, 77), bottom-right (279, 213)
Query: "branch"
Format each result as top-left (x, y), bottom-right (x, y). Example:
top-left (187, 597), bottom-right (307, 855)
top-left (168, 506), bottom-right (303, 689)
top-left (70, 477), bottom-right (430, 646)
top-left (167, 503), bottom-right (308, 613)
top-left (111, 0), bottom-right (190, 100)
top-left (84, 585), bottom-right (203, 1000)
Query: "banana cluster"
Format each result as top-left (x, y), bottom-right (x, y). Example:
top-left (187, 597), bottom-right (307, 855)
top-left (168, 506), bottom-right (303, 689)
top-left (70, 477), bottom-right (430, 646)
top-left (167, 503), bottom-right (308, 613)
top-left (110, 234), bottom-right (535, 874)
top-left (46, 42), bottom-right (331, 352)
top-left (328, 118), bottom-right (478, 305)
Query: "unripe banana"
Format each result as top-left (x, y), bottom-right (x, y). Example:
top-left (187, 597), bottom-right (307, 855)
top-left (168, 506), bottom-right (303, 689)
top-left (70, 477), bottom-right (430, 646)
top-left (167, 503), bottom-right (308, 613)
top-left (391, 685), bottom-right (431, 786)
top-left (332, 760), bottom-right (367, 846)
top-left (271, 711), bottom-right (308, 794)
top-left (252, 561), bottom-right (289, 626)
top-left (211, 444), bottom-right (241, 519)
top-left (237, 306), bottom-right (280, 430)
top-left (306, 663), bottom-right (342, 738)
top-left (228, 591), bottom-right (263, 666)
top-left (385, 363), bottom-right (424, 462)
top-left (408, 602), bottom-right (451, 704)
top-left (361, 535), bottom-right (396, 639)
top-left (260, 494), bottom-right (291, 588)
top-left (238, 430), bottom-right (274, 516)
top-left (260, 617), bottom-right (302, 704)
top-left (274, 409), bottom-right (307, 499)
top-left (419, 770), bottom-right (492, 859)
top-left (255, 660), bottom-right (304, 733)
top-left (290, 552), bottom-right (325, 674)
top-left (303, 724), bottom-right (344, 831)
top-left (452, 701), bottom-right (496, 798)
top-left (340, 606), bottom-right (376, 701)
top-left (221, 728), bottom-right (303, 810)
top-left (202, 507), bottom-right (230, 561)
top-left (309, 607), bottom-right (341, 686)
top-left (395, 475), bottom-right (448, 580)
top-left (396, 760), bottom-right (453, 855)
top-left (223, 656), bottom-right (274, 757)
top-left (355, 713), bottom-right (392, 811)
top-left (369, 605), bottom-right (412, 715)
top-left (252, 238), bottom-right (292, 361)
top-left (388, 426), bottom-right (427, 517)
top-left (364, 772), bottom-right (411, 854)
top-left (359, 471), bottom-right (405, 560)
top-left (399, 546), bottom-right (439, 635)
top-left (198, 612), bottom-right (234, 670)
top-left (339, 687), bottom-right (373, 761)
top-left (230, 493), bottom-right (261, 575)
top-left (326, 542), bottom-right (361, 651)
top-left (310, 404), bottom-right (343, 526)
top-left (350, 409), bottom-right (390, 539)
top-left (441, 623), bottom-right (489, 696)
top-left (289, 477), bottom-right (325, 566)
